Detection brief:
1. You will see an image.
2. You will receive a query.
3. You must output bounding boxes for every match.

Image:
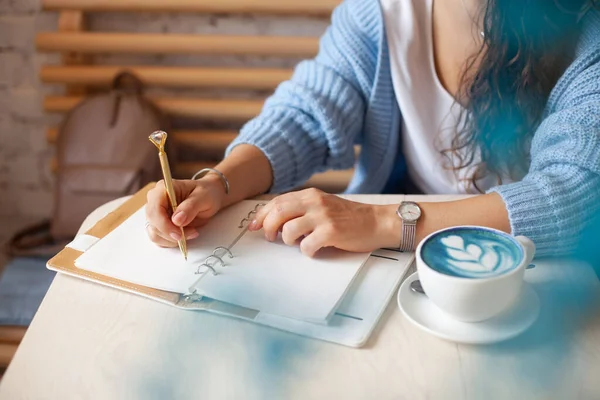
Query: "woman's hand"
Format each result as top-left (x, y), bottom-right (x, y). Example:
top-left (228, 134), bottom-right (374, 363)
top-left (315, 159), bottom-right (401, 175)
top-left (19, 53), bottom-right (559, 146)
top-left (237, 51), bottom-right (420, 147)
top-left (249, 188), bottom-right (401, 257)
top-left (145, 176), bottom-right (226, 247)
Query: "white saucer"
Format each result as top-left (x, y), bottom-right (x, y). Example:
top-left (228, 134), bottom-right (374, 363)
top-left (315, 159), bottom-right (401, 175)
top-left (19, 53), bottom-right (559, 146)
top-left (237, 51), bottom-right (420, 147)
top-left (397, 272), bottom-right (540, 345)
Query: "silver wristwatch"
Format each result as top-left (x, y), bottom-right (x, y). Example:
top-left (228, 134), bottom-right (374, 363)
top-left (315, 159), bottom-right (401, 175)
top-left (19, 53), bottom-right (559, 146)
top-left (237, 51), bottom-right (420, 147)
top-left (396, 201), bottom-right (422, 252)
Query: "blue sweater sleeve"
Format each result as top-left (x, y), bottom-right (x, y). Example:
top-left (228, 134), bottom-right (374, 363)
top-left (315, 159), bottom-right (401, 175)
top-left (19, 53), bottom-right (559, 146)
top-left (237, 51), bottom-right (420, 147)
top-left (225, 0), bottom-right (379, 193)
top-left (488, 51), bottom-right (600, 257)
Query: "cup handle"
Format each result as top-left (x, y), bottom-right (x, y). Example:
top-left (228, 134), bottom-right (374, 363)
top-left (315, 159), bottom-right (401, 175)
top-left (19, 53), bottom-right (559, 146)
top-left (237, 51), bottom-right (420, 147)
top-left (515, 236), bottom-right (536, 267)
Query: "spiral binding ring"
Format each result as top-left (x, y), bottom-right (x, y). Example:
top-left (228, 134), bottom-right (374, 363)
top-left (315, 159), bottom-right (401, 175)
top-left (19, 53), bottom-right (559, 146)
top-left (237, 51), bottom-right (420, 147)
top-left (195, 255), bottom-right (225, 275)
top-left (213, 246), bottom-right (233, 259)
top-left (205, 255), bottom-right (225, 268)
top-left (188, 202), bottom-right (269, 296)
top-left (238, 203), bottom-right (267, 228)
top-left (195, 263), bottom-right (217, 275)
top-left (238, 218), bottom-right (251, 229)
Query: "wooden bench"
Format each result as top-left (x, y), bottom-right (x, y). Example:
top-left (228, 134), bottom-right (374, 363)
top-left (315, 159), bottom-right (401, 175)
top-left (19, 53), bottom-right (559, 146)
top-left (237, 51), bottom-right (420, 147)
top-left (36, 0), bottom-right (353, 193)
top-left (2, 0), bottom-right (352, 373)
top-left (0, 327), bottom-right (26, 372)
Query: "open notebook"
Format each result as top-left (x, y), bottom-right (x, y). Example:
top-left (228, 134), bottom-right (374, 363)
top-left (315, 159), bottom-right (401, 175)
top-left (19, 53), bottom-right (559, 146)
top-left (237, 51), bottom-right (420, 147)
top-left (47, 185), bottom-right (415, 347)
top-left (74, 200), bottom-right (371, 324)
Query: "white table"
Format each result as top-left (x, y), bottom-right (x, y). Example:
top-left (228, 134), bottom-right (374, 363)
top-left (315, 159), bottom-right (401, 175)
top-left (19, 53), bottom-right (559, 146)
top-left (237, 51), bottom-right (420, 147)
top-left (1, 195), bottom-right (600, 400)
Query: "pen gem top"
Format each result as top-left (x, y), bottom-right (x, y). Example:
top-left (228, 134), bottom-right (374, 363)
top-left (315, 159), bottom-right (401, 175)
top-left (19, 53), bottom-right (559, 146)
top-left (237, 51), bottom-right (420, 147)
top-left (149, 130), bottom-right (167, 151)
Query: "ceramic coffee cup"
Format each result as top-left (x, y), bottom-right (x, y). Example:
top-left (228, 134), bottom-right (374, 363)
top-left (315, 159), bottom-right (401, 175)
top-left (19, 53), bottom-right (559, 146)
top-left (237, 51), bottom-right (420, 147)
top-left (415, 226), bottom-right (535, 323)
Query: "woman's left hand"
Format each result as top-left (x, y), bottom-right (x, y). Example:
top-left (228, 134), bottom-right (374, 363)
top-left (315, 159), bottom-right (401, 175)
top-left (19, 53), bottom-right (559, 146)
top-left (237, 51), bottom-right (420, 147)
top-left (248, 188), bottom-right (400, 257)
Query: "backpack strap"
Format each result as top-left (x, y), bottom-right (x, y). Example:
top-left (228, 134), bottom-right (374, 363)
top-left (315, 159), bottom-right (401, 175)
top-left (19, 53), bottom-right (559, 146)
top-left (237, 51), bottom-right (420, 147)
top-left (112, 70), bottom-right (144, 94)
top-left (109, 71), bottom-right (146, 127)
top-left (5, 219), bottom-right (68, 258)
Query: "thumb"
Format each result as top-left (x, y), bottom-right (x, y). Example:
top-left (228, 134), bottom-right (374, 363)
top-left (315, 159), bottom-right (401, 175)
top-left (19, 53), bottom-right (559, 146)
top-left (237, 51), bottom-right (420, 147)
top-left (171, 190), bottom-right (214, 227)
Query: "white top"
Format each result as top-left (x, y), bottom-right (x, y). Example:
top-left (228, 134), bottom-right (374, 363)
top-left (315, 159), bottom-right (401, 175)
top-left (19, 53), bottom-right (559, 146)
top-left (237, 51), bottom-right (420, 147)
top-left (381, 0), bottom-right (498, 194)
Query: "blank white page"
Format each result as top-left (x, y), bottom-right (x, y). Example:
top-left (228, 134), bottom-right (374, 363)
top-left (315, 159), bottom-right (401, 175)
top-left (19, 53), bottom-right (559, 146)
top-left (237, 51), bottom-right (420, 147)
top-left (192, 228), bottom-right (370, 324)
top-left (75, 201), bottom-right (254, 293)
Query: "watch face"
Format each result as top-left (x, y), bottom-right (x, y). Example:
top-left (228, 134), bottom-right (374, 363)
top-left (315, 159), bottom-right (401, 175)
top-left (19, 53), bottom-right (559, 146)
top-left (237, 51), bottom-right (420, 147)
top-left (399, 202), bottom-right (421, 222)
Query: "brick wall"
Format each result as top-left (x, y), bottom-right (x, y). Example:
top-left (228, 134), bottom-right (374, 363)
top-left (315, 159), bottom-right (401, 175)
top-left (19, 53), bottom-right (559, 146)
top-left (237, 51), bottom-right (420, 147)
top-left (0, 1), bottom-right (59, 217)
top-left (0, 1), bottom-right (328, 218)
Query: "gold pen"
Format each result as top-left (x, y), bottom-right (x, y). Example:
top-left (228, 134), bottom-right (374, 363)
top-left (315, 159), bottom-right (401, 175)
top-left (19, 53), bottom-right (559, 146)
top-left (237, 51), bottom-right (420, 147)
top-left (149, 130), bottom-right (187, 261)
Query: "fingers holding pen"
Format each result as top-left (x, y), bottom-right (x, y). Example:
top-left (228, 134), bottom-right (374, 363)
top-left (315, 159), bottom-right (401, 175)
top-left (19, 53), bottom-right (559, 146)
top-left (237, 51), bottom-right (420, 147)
top-left (146, 182), bottom-right (199, 243)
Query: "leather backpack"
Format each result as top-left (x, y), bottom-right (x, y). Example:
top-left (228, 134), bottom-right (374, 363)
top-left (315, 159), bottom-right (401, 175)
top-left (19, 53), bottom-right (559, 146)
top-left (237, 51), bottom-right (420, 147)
top-left (7, 71), bottom-right (169, 256)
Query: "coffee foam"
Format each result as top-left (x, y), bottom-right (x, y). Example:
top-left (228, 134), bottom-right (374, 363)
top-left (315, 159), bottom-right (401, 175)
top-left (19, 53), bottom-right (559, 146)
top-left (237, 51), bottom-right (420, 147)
top-left (421, 228), bottom-right (522, 279)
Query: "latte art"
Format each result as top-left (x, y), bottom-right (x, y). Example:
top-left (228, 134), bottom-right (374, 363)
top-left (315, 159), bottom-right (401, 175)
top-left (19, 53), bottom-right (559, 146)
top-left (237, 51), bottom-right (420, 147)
top-left (421, 228), bottom-right (523, 278)
top-left (439, 235), bottom-right (516, 276)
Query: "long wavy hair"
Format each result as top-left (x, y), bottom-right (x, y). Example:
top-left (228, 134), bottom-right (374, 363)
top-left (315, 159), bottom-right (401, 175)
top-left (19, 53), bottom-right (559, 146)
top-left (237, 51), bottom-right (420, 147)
top-left (447, 0), bottom-right (598, 191)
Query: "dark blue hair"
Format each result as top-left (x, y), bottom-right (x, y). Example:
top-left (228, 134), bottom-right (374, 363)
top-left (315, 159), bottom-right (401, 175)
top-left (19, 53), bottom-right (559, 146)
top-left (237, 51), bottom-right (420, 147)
top-left (445, 0), bottom-right (598, 192)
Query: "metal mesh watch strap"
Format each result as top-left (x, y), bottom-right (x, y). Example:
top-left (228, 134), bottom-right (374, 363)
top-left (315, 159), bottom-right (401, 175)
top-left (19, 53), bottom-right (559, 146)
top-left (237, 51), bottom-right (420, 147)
top-left (399, 222), bottom-right (416, 252)
top-left (396, 201), bottom-right (421, 252)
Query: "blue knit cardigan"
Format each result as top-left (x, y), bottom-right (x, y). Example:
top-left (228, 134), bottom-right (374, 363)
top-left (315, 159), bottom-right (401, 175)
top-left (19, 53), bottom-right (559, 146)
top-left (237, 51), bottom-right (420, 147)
top-left (226, 0), bottom-right (600, 257)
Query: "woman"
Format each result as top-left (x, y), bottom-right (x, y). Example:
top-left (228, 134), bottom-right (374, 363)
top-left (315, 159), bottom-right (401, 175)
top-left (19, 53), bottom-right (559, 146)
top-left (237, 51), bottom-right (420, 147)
top-left (145, 0), bottom-right (600, 258)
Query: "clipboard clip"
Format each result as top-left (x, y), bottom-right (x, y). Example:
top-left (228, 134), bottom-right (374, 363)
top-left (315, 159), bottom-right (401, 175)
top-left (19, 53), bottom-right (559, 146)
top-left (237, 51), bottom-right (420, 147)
top-left (181, 291), bottom-right (203, 303)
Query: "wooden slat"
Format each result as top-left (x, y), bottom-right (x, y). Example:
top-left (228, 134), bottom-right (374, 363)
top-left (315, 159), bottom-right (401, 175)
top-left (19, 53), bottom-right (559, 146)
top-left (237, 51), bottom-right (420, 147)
top-left (40, 65), bottom-right (292, 90)
top-left (50, 158), bottom-right (353, 192)
top-left (47, 128), bottom-right (238, 148)
top-left (57, 11), bottom-right (85, 66)
top-left (303, 169), bottom-right (354, 192)
top-left (175, 130), bottom-right (238, 151)
top-left (174, 132), bottom-right (360, 159)
top-left (36, 32), bottom-right (319, 57)
top-left (58, 10), bottom-right (89, 95)
top-left (44, 96), bottom-right (264, 120)
top-left (175, 139), bottom-right (360, 159)
top-left (177, 162), bottom-right (353, 193)
top-left (174, 162), bottom-right (216, 178)
top-left (0, 327), bottom-right (26, 345)
top-left (42, 0), bottom-right (340, 15)
top-left (46, 127), bottom-right (58, 143)
top-left (0, 343), bottom-right (18, 369)
top-left (48, 127), bottom-right (361, 159)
